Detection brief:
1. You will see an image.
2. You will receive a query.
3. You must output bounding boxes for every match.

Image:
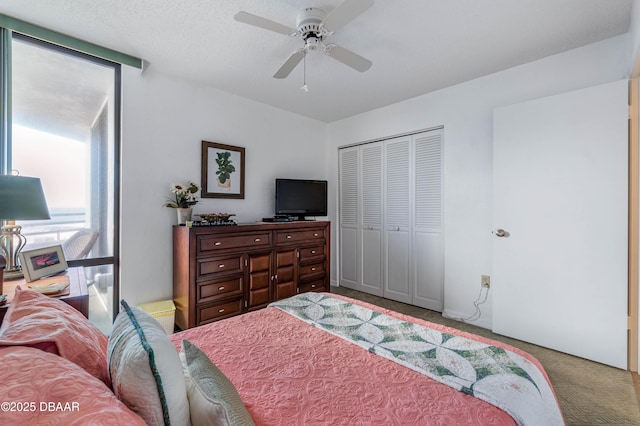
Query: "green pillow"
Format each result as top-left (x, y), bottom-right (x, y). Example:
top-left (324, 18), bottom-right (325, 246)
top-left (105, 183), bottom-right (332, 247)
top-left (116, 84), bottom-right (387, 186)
top-left (180, 340), bottom-right (254, 426)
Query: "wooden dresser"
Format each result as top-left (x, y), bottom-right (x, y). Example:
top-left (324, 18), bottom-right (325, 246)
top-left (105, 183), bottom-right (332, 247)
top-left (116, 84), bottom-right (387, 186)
top-left (173, 221), bottom-right (330, 330)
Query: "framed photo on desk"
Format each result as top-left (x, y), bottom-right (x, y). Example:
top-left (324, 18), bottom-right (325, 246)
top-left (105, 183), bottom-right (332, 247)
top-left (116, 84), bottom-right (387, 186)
top-left (19, 245), bottom-right (68, 282)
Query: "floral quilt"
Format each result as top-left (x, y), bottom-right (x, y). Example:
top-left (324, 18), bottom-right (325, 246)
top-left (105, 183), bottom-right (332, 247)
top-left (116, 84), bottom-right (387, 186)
top-left (270, 293), bottom-right (564, 426)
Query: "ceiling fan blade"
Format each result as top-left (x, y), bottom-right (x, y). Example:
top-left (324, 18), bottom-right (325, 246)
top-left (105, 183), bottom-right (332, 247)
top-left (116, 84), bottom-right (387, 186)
top-left (321, 0), bottom-right (374, 33)
top-left (325, 44), bottom-right (372, 72)
top-left (234, 11), bottom-right (296, 36)
top-left (273, 50), bottom-right (306, 79)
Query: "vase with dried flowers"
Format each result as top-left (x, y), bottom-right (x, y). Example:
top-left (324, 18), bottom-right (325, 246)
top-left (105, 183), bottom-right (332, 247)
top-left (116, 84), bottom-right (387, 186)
top-left (164, 181), bottom-right (200, 224)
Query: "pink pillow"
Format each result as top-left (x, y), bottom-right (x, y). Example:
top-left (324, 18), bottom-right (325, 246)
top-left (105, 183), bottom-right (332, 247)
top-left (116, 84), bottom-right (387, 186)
top-left (0, 287), bottom-right (110, 386)
top-left (0, 346), bottom-right (146, 425)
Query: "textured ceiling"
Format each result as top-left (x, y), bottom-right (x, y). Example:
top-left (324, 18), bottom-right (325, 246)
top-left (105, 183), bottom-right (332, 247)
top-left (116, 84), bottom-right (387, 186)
top-left (0, 0), bottom-right (634, 123)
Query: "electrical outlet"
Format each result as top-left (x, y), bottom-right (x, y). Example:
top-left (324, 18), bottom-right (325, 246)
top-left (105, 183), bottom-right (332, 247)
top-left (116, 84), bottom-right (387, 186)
top-left (481, 275), bottom-right (491, 288)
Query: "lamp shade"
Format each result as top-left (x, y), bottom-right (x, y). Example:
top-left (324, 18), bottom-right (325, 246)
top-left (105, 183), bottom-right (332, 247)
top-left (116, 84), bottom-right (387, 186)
top-left (0, 175), bottom-right (51, 220)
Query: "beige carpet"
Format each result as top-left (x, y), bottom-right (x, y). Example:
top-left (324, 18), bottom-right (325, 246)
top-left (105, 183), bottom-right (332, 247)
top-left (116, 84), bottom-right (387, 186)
top-left (331, 286), bottom-right (640, 425)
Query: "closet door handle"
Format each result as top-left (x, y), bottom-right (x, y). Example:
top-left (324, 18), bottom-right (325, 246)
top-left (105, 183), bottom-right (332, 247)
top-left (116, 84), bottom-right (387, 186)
top-left (494, 229), bottom-right (509, 238)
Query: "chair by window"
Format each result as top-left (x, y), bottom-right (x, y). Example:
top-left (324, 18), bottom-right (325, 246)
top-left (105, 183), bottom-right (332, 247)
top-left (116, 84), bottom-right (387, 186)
top-left (62, 229), bottom-right (99, 260)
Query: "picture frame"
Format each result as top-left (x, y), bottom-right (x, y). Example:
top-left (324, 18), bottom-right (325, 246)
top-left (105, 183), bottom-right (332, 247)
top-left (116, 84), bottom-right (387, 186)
top-left (19, 244), bottom-right (68, 282)
top-left (201, 141), bottom-right (245, 199)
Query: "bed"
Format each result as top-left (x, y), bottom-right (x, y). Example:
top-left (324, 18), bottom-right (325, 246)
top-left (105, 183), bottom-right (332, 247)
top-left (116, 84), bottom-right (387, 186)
top-left (0, 287), bottom-right (564, 425)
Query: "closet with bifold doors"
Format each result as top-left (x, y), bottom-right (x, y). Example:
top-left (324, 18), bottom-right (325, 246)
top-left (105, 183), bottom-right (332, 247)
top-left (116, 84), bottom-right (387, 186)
top-left (338, 127), bottom-right (443, 311)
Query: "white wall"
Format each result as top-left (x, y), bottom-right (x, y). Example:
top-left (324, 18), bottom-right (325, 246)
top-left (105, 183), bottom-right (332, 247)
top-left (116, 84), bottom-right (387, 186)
top-left (120, 68), bottom-right (326, 305)
top-left (326, 34), bottom-right (630, 329)
top-left (118, 31), bottom-right (631, 326)
top-left (630, 0), bottom-right (640, 74)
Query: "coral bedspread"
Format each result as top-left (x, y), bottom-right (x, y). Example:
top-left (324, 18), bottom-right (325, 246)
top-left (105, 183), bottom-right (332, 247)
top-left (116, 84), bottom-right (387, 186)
top-left (171, 293), bottom-right (563, 425)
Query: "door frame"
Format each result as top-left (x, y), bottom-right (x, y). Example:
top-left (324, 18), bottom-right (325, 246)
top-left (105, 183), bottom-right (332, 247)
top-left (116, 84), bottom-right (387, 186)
top-left (629, 74), bottom-right (639, 372)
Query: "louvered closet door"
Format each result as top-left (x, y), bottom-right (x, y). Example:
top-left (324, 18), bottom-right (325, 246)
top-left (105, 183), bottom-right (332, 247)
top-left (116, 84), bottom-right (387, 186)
top-left (412, 130), bottom-right (443, 311)
top-left (360, 142), bottom-right (384, 296)
top-left (384, 136), bottom-right (412, 303)
top-left (339, 147), bottom-right (359, 289)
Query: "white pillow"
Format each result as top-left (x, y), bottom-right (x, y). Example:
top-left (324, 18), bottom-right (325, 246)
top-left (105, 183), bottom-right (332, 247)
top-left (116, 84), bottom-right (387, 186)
top-left (108, 300), bottom-right (190, 426)
top-left (180, 339), bottom-right (254, 426)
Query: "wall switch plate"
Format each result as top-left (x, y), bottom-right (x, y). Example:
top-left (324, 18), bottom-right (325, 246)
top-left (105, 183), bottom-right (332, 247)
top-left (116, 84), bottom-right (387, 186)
top-left (481, 275), bottom-right (491, 288)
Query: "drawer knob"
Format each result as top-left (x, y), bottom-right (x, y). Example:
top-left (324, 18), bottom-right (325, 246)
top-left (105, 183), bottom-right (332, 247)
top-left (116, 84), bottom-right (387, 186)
top-left (218, 286), bottom-right (225, 291)
top-left (311, 284), bottom-right (316, 288)
top-left (218, 264), bottom-right (225, 268)
top-left (286, 235), bottom-right (292, 239)
top-left (311, 250), bottom-right (316, 254)
top-left (214, 242), bottom-right (222, 246)
top-left (311, 267), bottom-right (316, 271)
top-left (254, 238), bottom-right (261, 242)
top-left (218, 309), bottom-right (225, 313)
top-left (314, 233), bottom-right (319, 237)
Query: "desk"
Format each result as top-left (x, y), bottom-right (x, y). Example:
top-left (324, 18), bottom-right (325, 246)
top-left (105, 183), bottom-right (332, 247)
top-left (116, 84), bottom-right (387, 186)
top-left (0, 267), bottom-right (89, 323)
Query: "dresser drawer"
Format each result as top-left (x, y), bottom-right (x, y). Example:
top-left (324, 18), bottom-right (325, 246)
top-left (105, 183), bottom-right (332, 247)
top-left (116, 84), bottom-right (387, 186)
top-left (198, 276), bottom-right (243, 304)
top-left (299, 279), bottom-right (326, 293)
top-left (197, 298), bottom-right (243, 325)
top-left (299, 245), bottom-right (325, 261)
top-left (198, 232), bottom-right (271, 254)
top-left (275, 228), bottom-right (324, 245)
top-left (197, 255), bottom-right (243, 281)
top-left (299, 262), bottom-right (325, 278)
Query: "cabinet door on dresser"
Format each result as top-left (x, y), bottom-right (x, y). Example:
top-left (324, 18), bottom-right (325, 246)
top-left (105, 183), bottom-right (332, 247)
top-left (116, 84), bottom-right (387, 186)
top-left (246, 251), bottom-right (272, 310)
top-left (274, 248), bottom-right (297, 301)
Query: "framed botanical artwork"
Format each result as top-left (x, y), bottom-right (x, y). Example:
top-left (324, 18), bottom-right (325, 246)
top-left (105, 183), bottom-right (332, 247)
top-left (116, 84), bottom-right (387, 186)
top-left (201, 141), bottom-right (245, 199)
top-left (18, 244), bottom-right (68, 282)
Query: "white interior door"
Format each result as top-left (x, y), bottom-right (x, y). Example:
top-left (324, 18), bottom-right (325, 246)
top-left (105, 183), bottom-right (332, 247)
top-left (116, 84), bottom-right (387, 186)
top-left (413, 130), bottom-right (444, 311)
top-left (384, 136), bottom-right (411, 303)
top-left (492, 80), bottom-right (628, 369)
top-left (361, 142), bottom-right (384, 296)
top-left (339, 147), bottom-right (359, 289)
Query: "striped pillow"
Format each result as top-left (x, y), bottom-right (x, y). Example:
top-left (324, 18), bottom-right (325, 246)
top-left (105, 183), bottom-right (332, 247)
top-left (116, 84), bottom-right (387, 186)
top-left (108, 300), bottom-right (190, 426)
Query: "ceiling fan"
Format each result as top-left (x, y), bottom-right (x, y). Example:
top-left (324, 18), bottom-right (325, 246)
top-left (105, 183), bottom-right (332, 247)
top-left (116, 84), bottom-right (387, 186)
top-left (234, 0), bottom-right (374, 80)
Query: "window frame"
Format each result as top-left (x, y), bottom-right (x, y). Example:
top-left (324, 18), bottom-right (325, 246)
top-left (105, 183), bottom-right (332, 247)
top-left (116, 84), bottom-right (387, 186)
top-left (1, 30), bottom-right (121, 317)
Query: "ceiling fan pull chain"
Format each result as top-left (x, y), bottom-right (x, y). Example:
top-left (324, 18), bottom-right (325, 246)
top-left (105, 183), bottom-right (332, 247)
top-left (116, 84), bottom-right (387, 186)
top-left (301, 52), bottom-right (309, 92)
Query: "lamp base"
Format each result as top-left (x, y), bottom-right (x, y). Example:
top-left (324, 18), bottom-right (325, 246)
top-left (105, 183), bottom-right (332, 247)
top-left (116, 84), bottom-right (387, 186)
top-left (3, 269), bottom-right (23, 281)
top-left (0, 222), bottom-right (27, 278)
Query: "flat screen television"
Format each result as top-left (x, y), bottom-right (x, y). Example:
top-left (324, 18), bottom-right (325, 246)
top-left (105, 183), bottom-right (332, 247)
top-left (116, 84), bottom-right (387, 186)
top-left (275, 178), bottom-right (328, 220)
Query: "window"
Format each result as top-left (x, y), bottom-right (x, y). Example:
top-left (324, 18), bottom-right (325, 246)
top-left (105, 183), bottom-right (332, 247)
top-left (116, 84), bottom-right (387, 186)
top-left (4, 33), bottom-right (120, 333)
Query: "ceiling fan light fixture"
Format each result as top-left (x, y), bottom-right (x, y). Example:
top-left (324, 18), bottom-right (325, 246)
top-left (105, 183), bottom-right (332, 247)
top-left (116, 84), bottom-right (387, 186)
top-left (305, 37), bottom-right (321, 51)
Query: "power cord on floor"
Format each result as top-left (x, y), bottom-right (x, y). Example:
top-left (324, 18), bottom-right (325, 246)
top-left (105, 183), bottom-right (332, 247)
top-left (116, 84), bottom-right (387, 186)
top-left (442, 286), bottom-right (489, 323)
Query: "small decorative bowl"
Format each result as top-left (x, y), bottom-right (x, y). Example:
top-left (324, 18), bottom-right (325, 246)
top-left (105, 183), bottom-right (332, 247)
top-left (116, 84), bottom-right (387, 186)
top-left (199, 213), bottom-right (235, 222)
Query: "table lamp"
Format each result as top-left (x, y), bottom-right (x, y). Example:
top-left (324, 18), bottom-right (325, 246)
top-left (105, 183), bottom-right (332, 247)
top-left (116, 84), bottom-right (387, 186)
top-left (0, 175), bottom-right (51, 280)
